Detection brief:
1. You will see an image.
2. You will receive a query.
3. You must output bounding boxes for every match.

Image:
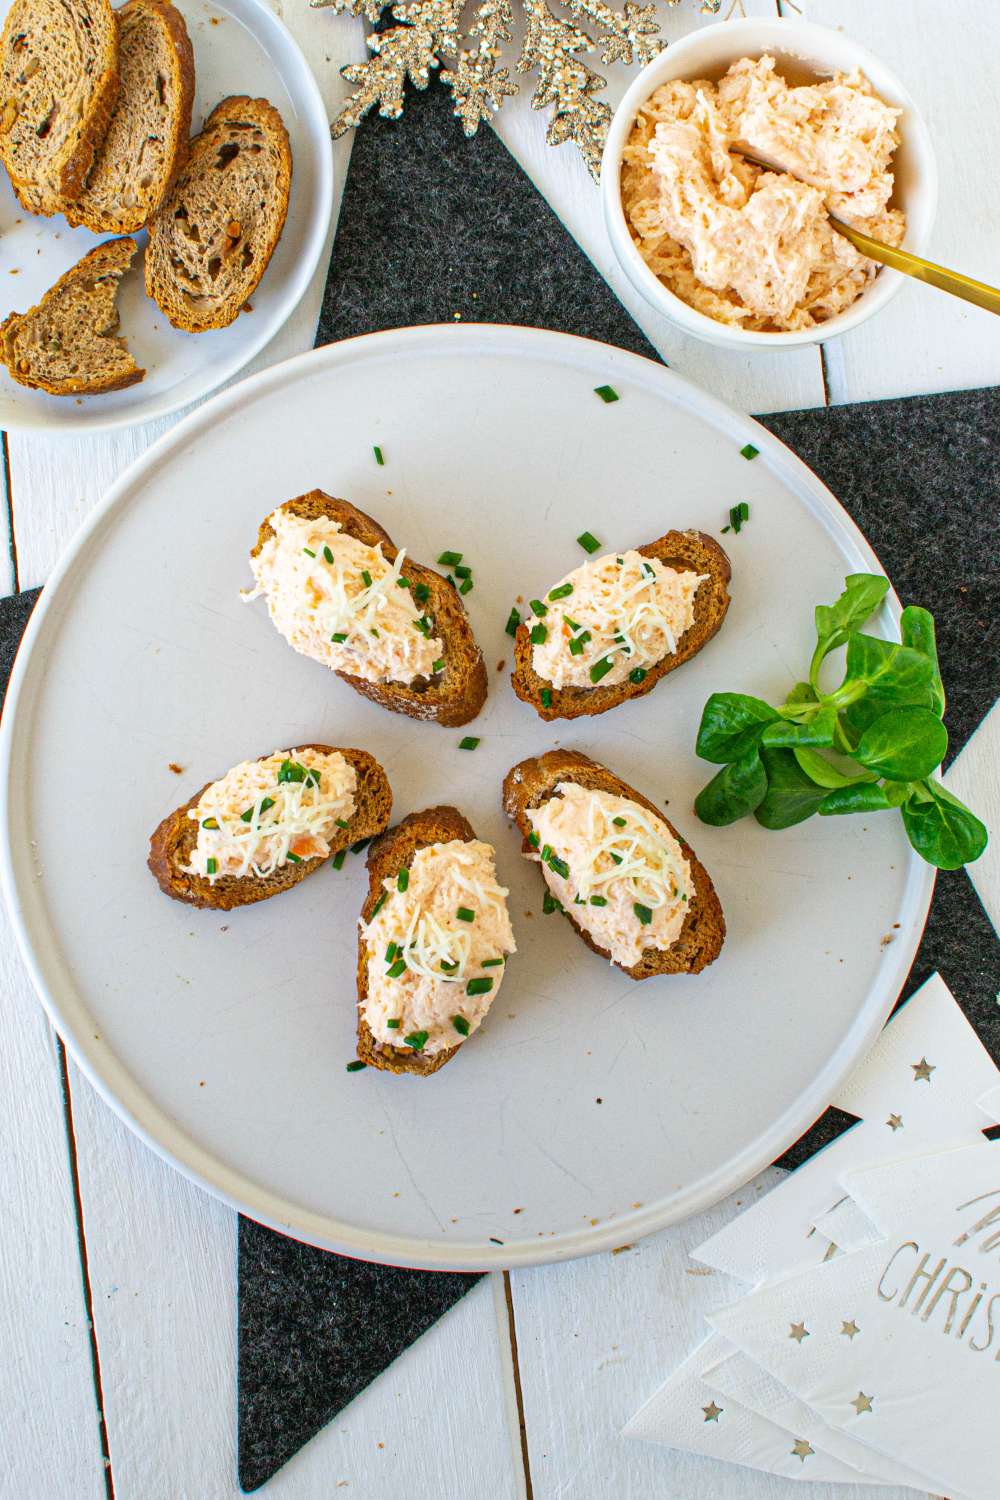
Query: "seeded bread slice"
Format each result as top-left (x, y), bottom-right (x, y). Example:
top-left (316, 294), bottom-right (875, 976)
top-left (356, 806), bottom-right (478, 1076)
top-left (251, 492), bottom-right (489, 727)
top-left (511, 530), bottom-right (732, 721)
top-left (0, 0), bottom-right (119, 215)
top-left (145, 94), bottom-right (291, 332)
top-left (64, 0), bottom-right (195, 233)
top-left (502, 749), bottom-right (725, 979)
top-left (148, 744), bottom-right (392, 911)
top-left (0, 236), bottom-right (143, 394)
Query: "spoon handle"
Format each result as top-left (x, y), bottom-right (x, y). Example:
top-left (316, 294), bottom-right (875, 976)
top-left (832, 219), bottom-right (1000, 316)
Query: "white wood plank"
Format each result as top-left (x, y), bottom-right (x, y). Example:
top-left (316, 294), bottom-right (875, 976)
top-left (509, 1176), bottom-right (929, 1499)
top-left (0, 439), bottom-right (15, 594)
top-left (809, 0), bottom-right (1000, 405)
top-left (0, 916), bottom-right (107, 1500)
top-left (68, 1059), bottom-right (520, 1499)
top-left (489, 0), bottom-right (827, 416)
top-left (943, 701), bottom-right (1000, 936)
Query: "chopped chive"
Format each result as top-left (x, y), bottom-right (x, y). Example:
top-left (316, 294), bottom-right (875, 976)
top-left (346, 1059), bottom-right (367, 1071)
top-left (206, 857), bottom-right (217, 875)
top-left (489, 1237), bottom-right (504, 1245)
top-left (721, 525), bottom-right (731, 534)
top-left (323, 545), bottom-right (334, 564)
top-left (728, 501), bottom-right (750, 534)
top-left (466, 977), bottom-right (494, 997)
top-left (529, 598), bottom-right (547, 618)
top-left (530, 623), bottom-right (547, 645)
top-left (612, 816), bottom-right (627, 827)
top-left (568, 634), bottom-right (588, 656)
top-left (414, 616), bottom-right (433, 636)
top-left (594, 384), bottom-right (619, 403)
top-left (458, 736), bottom-right (480, 750)
top-left (387, 958), bottom-right (407, 978)
top-left (542, 890), bottom-right (562, 914)
top-left (549, 855), bottom-right (570, 879)
top-left (590, 895), bottom-right (608, 906)
top-left (397, 576), bottom-right (411, 589)
top-left (616, 556), bottom-right (624, 565)
top-left (201, 816), bottom-right (219, 830)
top-left (452, 1014), bottom-right (471, 1036)
top-left (505, 606), bottom-right (521, 636)
top-left (432, 657), bottom-right (445, 673)
top-left (414, 582), bottom-right (430, 604)
top-left (331, 849), bottom-right (347, 870)
top-left (397, 867), bottom-right (409, 892)
top-left (331, 631), bottom-right (348, 643)
top-left (574, 895), bottom-right (585, 905)
top-left (456, 906), bottom-right (475, 922)
top-left (482, 957), bottom-right (504, 967)
top-left (371, 892), bottom-right (387, 917)
top-left (404, 1031), bottom-right (429, 1051)
top-left (740, 442), bottom-right (759, 460)
top-left (459, 577), bottom-right (474, 595)
top-left (278, 759), bottom-right (308, 783)
top-left (351, 838), bottom-right (371, 854)
top-left (540, 688), bottom-right (553, 708)
top-left (373, 445), bottom-right (385, 465)
top-left (589, 657), bottom-right (614, 684)
top-left (629, 667), bottom-right (648, 684)
top-left (305, 769), bottom-right (321, 788)
top-left (440, 959), bottom-right (458, 973)
top-left (387, 1018), bottom-right (401, 1029)
top-left (454, 564), bottom-right (472, 580)
top-left (361, 569), bottom-right (372, 588)
top-left (370, 627), bottom-right (380, 637)
top-left (303, 547), bottom-right (316, 558)
top-left (528, 831), bottom-right (540, 849)
top-left (610, 852), bottom-right (623, 865)
top-left (385, 942), bottom-right (398, 962)
top-left (541, 843), bottom-right (553, 864)
top-left (438, 550), bottom-right (463, 567)
top-left (286, 851), bottom-right (302, 864)
top-left (548, 582), bottom-right (574, 601)
top-left (335, 818), bottom-right (350, 829)
top-left (563, 616), bottom-right (581, 631)
top-left (634, 902), bottom-right (652, 925)
top-left (577, 530), bottom-right (601, 554)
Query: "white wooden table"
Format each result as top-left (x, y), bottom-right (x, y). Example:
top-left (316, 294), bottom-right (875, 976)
top-left (2, 2), bottom-right (997, 1495)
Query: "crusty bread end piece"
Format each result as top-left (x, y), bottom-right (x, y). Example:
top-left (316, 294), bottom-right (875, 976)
top-left (64, 0), bottom-right (195, 233)
top-left (356, 806), bottom-right (478, 1076)
top-left (145, 94), bottom-right (291, 332)
top-left (511, 530), bottom-right (732, 720)
top-left (0, 237), bottom-right (144, 395)
top-left (502, 749), bottom-right (725, 979)
top-left (0, 0), bottom-right (119, 214)
top-left (251, 492), bottom-right (489, 727)
top-left (148, 744), bottom-right (392, 911)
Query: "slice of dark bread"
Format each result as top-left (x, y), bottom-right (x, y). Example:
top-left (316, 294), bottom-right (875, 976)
top-left (64, 0), bottom-right (195, 233)
top-left (0, 236), bottom-right (143, 394)
top-left (356, 806), bottom-right (478, 1076)
top-left (0, 0), bottom-right (119, 214)
top-left (148, 744), bottom-right (392, 911)
top-left (144, 94), bottom-right (291, 332)
top-left (250, 492), bottom-right (489, 727)
top-left (502, 749), bottom-right (725, 979)
top-left (511, 530), bottom-right (731, 721)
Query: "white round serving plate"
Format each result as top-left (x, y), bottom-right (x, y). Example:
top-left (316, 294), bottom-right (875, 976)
top-left (0, 325), bottom-right (934, 1270)
top-left (0, 0), bottom-right (332, 433)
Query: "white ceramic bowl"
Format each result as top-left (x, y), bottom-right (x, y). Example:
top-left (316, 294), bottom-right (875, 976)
top-left (600, 17), bottom-right (938, 350)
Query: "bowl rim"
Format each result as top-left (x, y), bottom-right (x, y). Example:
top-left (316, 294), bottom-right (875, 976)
top-left (600, 15), bottom-right (940, 350)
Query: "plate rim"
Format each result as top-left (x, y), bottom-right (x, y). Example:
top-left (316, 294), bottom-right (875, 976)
top-left (0, 324), bottom-right (936, 1269)
top-left (0, 0), bottom-right (335, 436)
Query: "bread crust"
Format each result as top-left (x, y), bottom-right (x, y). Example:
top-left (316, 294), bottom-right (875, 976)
top-left (64, 0), bottom-right (196, 232)
top-left (251, 491), bottom-right (488, 727)
top-left (511, 530), bottom-right (731, 720)
top-left (147, 743), bottom-right (392, 911)
top-left (356, 806), bottom-right (478, 1076)
top-left (502, 749), bottom-right (725, 979)
top-left (0, 237), bottom-right (144, 394)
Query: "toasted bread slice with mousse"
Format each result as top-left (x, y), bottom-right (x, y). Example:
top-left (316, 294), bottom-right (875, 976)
top-left (0, 0), bottom-right (119, 214)
top-left (148, 743), bottom-right (391, 911)
top-left (0, 237), bottom-right (143, 394)
top-left (502, 749), bottom-right (724, 979)
top-left (511, 530), bottom-right (731, 721)
top-left (65, 0), bottom-right (195, 233)
top-left (145, 94), bottom-right (291, 331)
top-left (356, 806), bottom-right (516, 1075)
top-left (245, 491), bottom-right (488, 727)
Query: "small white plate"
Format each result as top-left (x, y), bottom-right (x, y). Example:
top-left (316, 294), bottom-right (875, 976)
top-left (0, 326), bottom-right (934, 1269)
top-left (0, 0), bottom-right (333, 433)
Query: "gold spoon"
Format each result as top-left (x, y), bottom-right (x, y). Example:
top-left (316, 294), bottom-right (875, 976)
top-left (733, 147), bottom-right (1000, 317)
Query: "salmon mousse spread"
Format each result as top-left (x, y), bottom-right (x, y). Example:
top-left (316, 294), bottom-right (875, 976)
top-left (182, 749), bottom-right (356, 883)
top-left (243, 506), bottom-right (444, 687)
top-left (621, 55), bottom-right (905, 332)
top-left (360, 839), bottom-right (516, 1056)
top-left (530, 549), bottom-right (706, 691)
top-left (526, 782), bottom-right (692, 968)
